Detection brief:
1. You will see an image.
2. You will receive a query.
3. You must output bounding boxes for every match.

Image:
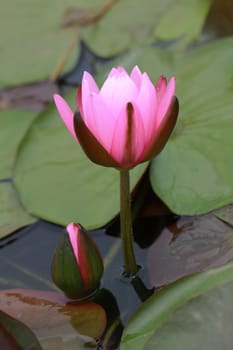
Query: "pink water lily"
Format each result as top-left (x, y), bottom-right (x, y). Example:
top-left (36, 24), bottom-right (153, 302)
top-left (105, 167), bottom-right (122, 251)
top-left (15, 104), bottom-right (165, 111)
top-left (54, 66), bottom-right (178, 169)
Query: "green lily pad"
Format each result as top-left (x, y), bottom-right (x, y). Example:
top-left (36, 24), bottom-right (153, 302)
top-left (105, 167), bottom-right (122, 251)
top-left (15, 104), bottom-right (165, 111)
top-left (121, 262), bottom-right (233, 350)
top-left (82, 0), bottom-right (212, 56)
top-left (150, 37), bottom-right (233, 214)
top-left (13, 89), bottom-right (147, 227)
top-left (0, 109), bottom-right (36, 179)
top-left (0, 109), bottom-right (38, 238)
top-left (142, 279), bottom-right (233, 350)
top-left (0, 183), bottom-right (36, 239)
top-left (0, 0), bottom-right (81, 87)
top-left (81, 0), bottom-right (173, 56)
top-left (154, 0), bottom-right (212, 47)
top-left (0, 0), bottom-right (213, 87)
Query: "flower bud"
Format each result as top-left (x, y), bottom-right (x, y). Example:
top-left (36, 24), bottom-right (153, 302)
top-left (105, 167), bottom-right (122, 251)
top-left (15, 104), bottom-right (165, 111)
top-left (51, 222), bottom-right (104, 300)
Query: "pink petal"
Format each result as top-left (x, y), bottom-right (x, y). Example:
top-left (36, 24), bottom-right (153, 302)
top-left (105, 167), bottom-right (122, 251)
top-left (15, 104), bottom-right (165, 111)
top-left (53, 94), bottom-right (77, 140)
top-left (130, 65), bottom-right (143, 89)
top-left (136, 72), bottom-right (157, 141)
top-left (81, 71), bottom-right (99, 124)
top-left (110, 102), bottom-right (145, 168)
top-left (155, 76), bottom-right (167, 103)
top-left (157, 77), bottom-right (176, 128)
top-left (81, 79), bottom-right (94, 126)
top-left (82, 71), bottom-right (99, 94)
top-left (99, 73), bottom-right (138, 117)
top-left (66, 222), bottom-right (79, 263)
top-left (82, 92), bottom-right (116, 152)
top-left (107, 66), bottom-right (127, 78)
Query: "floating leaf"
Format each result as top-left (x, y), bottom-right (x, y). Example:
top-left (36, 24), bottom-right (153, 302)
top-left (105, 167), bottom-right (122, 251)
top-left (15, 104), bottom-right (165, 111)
top-left (139, 279), bottom-right (233, 350)
top-left (147, 213), bottom-right (233, 288)
top-left (154, 0), bottom-right (212, 47)
top-left (13, 89), bottom-right (147, 227)
top-left (82, 0), bottom-right (173, 56)
top-left (121, 262), bottom-right (233, 350)
top-left (0, 310), bottom-right (42, 350)
top-left (82, 0), bottom-right (213, 56)
top-left (0, 109), bottom-right (36, 179)
top-left (0, 289), bottom-right (106, 342)
top-left (150, 37), bottom-right (233, 214)
top-left (0, 183), bottom-right (36, 239)
top-left (0, 0), bottom-right (82, 87)
top-left (0, 0), bottom-right (213, 87)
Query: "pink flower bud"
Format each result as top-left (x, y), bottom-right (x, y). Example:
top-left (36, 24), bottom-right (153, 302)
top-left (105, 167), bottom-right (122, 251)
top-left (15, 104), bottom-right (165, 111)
top-left (54, 66), bottom-right (178, 169)
top-left (51, 223), bottom-right (103, 300)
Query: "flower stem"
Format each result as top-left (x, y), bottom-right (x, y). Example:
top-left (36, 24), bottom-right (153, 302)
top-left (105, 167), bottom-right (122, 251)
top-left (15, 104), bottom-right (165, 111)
top-left (120, 169), bottom-right (138, 276)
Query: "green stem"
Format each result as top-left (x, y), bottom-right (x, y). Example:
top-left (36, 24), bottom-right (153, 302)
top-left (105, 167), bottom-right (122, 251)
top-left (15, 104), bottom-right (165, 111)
top-left (131, 276), bottom-right (154, 302)
top-left (120, 169), bottom-right (138, 276)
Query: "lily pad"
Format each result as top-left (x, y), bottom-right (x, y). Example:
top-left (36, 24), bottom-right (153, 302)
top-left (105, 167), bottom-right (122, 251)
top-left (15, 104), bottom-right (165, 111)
top-left (154, 0), bottom-right (212, 47)
top-left (120, 262), bottom-right (233, 350)
top-left (141, 279), bottom-right (233, 350)
top-left (81, 0), bottom-right (171, 56)
top-left (147, 213), bottom-right (233, 288)
top-left (0, 289), bottom-right (106, 347)
top-left (13, 89), bottom-right (147, 227)
top-left (0, 109), bottom-right (36, 179)
top-left (150, 37), bottom-right (233, 214)
top-left (0, 183), bottom-right (36, 239)
top-left (82, 0), bottom-right (212, 56)
top-left (0, 0), bottom-right (213, 87)
top-left (0, 0), bottom-right (81, 87)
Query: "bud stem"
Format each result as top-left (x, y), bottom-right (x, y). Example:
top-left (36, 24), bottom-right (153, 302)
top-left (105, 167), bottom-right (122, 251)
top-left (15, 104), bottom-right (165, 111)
top-left (120, 169), bottom-right (138, 276)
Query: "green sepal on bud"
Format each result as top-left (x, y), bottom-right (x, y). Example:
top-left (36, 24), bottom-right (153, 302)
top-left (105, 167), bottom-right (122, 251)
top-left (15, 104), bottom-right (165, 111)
top-left (51, 222), bottom-right (104, 300)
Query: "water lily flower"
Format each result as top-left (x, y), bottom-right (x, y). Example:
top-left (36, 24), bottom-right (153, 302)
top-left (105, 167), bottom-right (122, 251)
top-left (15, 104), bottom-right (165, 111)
top-left (51, 222), bottom-right (103, 299)
top-left (53, 66), bottom-right (178, 169)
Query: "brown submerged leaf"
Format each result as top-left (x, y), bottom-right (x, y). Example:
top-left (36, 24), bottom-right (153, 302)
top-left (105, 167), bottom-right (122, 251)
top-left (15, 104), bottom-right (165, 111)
top-left (0, 289), bottom-right (107, 341)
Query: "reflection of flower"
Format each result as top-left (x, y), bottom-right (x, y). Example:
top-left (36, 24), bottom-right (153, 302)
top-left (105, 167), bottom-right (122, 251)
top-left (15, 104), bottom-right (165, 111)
top-left (51, 223), bottom-right (103, 300)
top-left (54, 66), bottom-right (178, 169)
